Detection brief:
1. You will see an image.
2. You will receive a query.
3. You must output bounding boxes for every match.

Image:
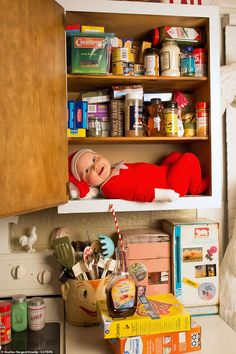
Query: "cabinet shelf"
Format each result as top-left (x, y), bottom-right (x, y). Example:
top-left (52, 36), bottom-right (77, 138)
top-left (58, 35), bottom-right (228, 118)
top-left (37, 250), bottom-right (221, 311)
top-left (67, 74), bottom-right (208, 93)
top-left (68, 136), bottom-right (209, 144)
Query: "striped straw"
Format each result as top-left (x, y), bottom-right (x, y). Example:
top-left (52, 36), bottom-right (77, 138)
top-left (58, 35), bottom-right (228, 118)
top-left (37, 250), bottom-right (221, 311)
top-left (109, 203), bottom-right (128, 272)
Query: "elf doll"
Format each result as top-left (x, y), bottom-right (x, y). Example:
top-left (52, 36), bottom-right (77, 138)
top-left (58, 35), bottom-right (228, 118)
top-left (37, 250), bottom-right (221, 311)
top-left (68, 149), bottom-right (210, 202)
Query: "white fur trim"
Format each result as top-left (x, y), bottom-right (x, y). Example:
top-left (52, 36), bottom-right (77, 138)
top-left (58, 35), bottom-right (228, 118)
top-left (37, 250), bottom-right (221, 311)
top-left (71, 149), bottom-right (94, 181)
top-left (154, 188), bottom-right (180, 202)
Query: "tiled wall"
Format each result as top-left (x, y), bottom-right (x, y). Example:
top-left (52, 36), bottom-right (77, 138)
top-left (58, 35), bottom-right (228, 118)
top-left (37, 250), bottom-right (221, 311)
top-left (10, 208), bottom-right (196, 251)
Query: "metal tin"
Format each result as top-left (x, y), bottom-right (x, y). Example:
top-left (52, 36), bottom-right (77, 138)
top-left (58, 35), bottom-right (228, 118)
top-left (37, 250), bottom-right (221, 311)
top-left (193, 48), bottom-right (207, 77)
top-left (0, 301), bottom-right (11, 345)
top-left (28, 297), bottom-right (45, 331)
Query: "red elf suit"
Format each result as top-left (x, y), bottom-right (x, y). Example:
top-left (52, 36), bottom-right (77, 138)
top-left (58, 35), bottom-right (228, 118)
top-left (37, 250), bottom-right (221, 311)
top-left (100, 152), bottom-right (209, 202)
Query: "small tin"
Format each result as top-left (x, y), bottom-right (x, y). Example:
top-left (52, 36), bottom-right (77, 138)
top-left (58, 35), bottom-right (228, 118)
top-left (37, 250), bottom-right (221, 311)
top-left (193, 48), bottom-right (207, 77)
top-left (28, 297), bottom-right (46, 331)
top-left (0, 301), bottom-right (11, 344)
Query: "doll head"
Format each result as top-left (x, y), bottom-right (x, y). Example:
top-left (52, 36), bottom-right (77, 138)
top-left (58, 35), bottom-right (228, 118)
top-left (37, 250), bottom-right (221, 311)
top-left (71, 149), bottom-right (111, 187)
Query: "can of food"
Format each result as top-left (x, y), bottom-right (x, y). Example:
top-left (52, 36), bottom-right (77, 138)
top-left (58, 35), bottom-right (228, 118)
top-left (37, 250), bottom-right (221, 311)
top-left (112, 61), bottom-right (134, 76)
top-left (112, 47), bottom-right (134, 63)
top-left (193, 48), bottom-right (207, 77)
top-left (0, 301), bottom-right (11, 345)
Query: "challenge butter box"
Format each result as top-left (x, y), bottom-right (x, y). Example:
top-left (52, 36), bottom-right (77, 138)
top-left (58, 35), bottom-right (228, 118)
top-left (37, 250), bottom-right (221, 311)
top-left (97, 293), bottom-right (190, 339)
top-left (108, 321), bottom-right (201, 354)
top-left (162, 218), bottom-right (219, 316)
top-left (122, 229), bottom-right (171, 296)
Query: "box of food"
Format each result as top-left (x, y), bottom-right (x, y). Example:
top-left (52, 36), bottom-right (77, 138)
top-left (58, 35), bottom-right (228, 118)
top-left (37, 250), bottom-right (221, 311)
top-left (108, 320), bottom-right (201, 354)
top-left (159, 26), bottom-right (204, 46)
top-left (162, 218), bottom-right (219, 315)
top-left (97, 293), bottom-right (190, 339)
top-left (71, 32), bottom-right (114, 74)
top-left (122, 229), bottom-right (171, 296)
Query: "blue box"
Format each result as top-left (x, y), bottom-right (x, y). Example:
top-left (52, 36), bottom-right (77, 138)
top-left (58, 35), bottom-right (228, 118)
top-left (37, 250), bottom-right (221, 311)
top-left (74, 101), bottom-right (88, 129)
top-left (67, 100), bottom-right (75, 129)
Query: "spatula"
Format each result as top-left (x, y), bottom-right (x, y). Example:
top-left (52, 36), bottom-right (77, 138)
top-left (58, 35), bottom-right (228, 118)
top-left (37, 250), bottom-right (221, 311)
top-left (98, 234), bottom-right (115, 259)
top-left (52, 236), bottom-right (75, 270)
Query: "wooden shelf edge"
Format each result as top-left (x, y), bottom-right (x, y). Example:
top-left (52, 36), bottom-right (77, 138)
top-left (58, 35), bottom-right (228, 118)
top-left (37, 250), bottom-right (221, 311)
top-left (68, 136), bottom-right (209, 144)
top-left (67, 74), bottom-right (208, 82)
top-left (58, 195), bottom-right (219, 214)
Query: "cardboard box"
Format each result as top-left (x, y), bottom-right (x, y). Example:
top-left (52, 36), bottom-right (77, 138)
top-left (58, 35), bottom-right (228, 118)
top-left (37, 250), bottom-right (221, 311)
top-left (97, 293), bottom-right (190, 339)
top-left (162, 218), bottom-right (219, 315)
top-left (108, 320), bottom-right (201, 354)
top-left (122, 229), bottom-right (171, 295)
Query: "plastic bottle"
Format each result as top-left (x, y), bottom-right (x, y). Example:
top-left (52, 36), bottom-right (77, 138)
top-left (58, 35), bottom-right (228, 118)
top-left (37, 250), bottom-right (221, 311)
top-left (159, 40), bottom-right (180, 76)
top-left (11, 294), bottom-right (27, 332)
top-left (106, 246), bottom-right (137, 318)
top-left (147, 98), bottom-right (164, 136)
top-left (180, 45), bottom-right (195, 77)
top-left (144, 48), bottom-right (159, 76)
top-left (163, 101), bottom-right (179, 137)
top-left (196, 101), bottom-right (209, 137)
top-left (125, 92), bottom-right (144, 137)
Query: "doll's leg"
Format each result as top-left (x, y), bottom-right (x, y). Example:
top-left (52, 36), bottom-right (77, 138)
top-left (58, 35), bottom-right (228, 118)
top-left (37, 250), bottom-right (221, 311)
top-left (160, 151), bottom-right (182, 166)
top-left (166, 152), bottom-right (210, 196)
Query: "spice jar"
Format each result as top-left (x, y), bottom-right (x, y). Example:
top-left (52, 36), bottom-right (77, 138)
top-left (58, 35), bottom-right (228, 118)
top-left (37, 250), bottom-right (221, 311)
top-left (11, 294), bottom-right (27, 332)
top-left (0, 301), bottom-right (11, 345)
top-left (196, 101), bottom-right (209, 137)
top-left (147, 98), bottom-right (164, 136)
top-left (28, 297), bottom-right (46, 331)
top-left (163, 101), bottom-right (179, 137)
top-left (144, 48), bottom-right (159, 76)
top-left (125, 92), bottom-right (144, 137)
top-left (160, 40), bottom-right (180, 76)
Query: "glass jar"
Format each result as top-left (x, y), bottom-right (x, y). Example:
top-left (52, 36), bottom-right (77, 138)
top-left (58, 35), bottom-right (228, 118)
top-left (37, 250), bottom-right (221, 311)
top-left (0, 301), bottom-right (11, 345)
top-left (196, 101), bottom-right (209, 137)
top-left (125, 92), bottom-right (144, 137)
top-left (11, 294), bottom-right (27, 332)
top-left (180, 45), bottom-right (195, 77)
top-left (159, 40), bottom-right (180, 76)
top-left (28, 297), bottom-right (46, 331)
top-left (144, 47), bottom-right (159, 76)
top-left (163, 101), bottom-right (179, 137)
top-left (147, 98), bottom-right (164, 136)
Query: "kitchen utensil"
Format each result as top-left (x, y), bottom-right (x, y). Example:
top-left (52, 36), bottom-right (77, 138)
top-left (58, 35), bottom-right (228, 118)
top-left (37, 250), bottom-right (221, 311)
top-left (98, 234), bottom-right (115, 259)
top-left (83, 246), bottom-right (96, 279)
top-left (52, 236), bottom-right (75, 270)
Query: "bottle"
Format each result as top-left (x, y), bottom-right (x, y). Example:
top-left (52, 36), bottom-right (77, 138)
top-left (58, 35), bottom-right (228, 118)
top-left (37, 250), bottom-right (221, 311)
top-left (144, 48), bottom-right (159, 76)
top-left (125, 92), bottom-right (144, 137)
top-left (180, 46), bottom-right (195, 77)
top-left (106, 246), bottom-right (137, 318)
top-left (163, 101), bottom-right (179, 137)
top-left (147, 98), bottom-right (164, 136)
top-left (28, 297), bottom-right (46, 331)
top-left (196, 101), bottom-right (209, 137)
top-left (0, 301), bottom-right (11, 345)
top-left (11, 294), bottom-right (27, 332)
top-left (193, 48), bottom-right (207, 77)
top-left (159, 40), bottom-right (180, 76)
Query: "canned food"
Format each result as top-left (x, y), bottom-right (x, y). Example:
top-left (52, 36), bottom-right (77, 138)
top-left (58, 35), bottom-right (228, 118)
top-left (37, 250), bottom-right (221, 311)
top-left (112, 61), bottom-right (134, 76)
top-left (112, 47), bottom-right (134, 63)
top-left (193, 48), bottom-right (207, 77)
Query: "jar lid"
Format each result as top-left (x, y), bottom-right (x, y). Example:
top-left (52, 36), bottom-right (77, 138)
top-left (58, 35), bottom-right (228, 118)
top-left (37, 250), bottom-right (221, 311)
top-left (144, 47), bottom-right (158, 55)
top-left (195, 101), bottom-right (209, 109)
top-left (12, 294), bottom-right (26, 304)
top-left (0, 301), bottom-right (11, 312)
top-left (164, 101), bottom-right (178, 109)
top-left (182, 45), bottom-right (194, 53)
top-left (150, 98), bottom-right (161, 105)
top-left (28, 297), bottom-right (44, 307)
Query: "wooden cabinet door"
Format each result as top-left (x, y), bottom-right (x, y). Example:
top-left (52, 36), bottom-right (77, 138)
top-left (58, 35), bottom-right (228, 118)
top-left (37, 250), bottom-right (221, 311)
top-left (0, 0), bottom-right (68, 217)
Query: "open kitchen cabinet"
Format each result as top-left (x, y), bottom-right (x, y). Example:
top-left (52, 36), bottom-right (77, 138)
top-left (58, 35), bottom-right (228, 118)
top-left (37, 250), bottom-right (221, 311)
top-left (1, 0), bottom-right (221, 217)
top-left (58, 0), bottom-right (222, 214)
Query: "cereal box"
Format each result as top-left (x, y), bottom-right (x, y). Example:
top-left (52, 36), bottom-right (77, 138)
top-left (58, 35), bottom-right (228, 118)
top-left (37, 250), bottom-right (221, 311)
top-left (97, 293), bottom-right (190, 339)
top-left (162, 218), bottom-right (219, 316)
top-left (108, 320), bottom-right (201, 354)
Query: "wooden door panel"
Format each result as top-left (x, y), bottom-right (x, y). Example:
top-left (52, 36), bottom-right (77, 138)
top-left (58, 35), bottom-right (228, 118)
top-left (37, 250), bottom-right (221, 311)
top-left (0, 0), bottom-right (68, 217)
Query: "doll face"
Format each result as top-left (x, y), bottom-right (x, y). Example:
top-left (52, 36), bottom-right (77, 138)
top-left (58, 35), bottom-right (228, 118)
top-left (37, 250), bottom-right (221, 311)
top-left (76, 151), bottom-right (111, 186)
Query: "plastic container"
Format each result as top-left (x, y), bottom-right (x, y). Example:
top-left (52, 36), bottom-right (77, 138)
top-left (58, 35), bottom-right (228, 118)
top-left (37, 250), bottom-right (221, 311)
top-left (163, 101), bottom-right (179, 137)
top-left (11, 294), bottom-right (27, 332)
top-left (180, 46), bottom-right (195, 77)
top-left (125, 92), bottom-right (144, 137)
top-left (193, 48), bottom-right (207, 77)
top-left (147, 98), bottom-right (164, 136)
top-left (160, 41), bottom-right (180, 76)
top-left (28, 297), bottom-right (46, 331)
top-left (144, 48), bottom-right (159, 76)
top-left (196, 101), bottom-right (209, 137)
top-left (0, 301), bottom-right (11, 345)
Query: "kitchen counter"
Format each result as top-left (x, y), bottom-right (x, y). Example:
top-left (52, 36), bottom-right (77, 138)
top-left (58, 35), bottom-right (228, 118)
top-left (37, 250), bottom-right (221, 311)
top-left (66, 315), bottom-right (236, 353)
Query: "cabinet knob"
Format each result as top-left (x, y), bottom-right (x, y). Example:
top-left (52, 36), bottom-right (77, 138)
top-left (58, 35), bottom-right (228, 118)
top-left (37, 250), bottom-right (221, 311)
top-left (11, 265), bottom-right (26, 279)
top-left (37, 270), bottom-right (52, 284)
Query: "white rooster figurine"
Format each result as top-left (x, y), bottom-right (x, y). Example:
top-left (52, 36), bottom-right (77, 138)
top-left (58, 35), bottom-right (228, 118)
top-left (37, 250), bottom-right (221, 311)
top-left (19, 226), bottom-right (38, 252)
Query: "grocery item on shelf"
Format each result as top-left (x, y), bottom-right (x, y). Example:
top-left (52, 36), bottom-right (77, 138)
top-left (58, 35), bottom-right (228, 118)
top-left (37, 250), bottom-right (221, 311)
top-left (159, 26), bottom-right (205, 46)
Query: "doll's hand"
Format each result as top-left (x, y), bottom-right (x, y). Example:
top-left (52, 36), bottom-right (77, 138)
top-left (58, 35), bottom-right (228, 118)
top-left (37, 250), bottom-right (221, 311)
top-left (154, 188), bottom-right (180, 202)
